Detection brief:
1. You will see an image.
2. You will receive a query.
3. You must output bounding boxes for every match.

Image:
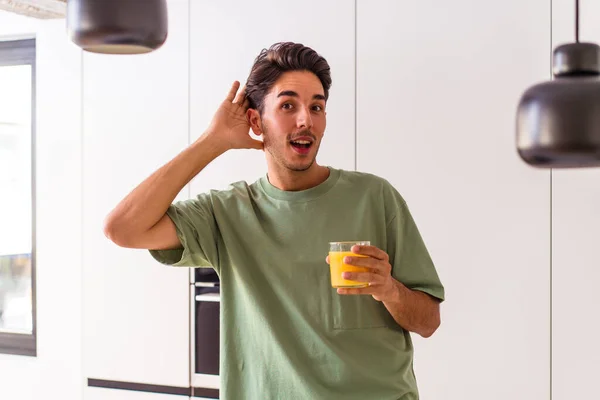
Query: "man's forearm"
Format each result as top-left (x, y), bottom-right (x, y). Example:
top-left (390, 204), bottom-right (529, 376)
top-left (382, 279), bottom-right (441, 338)
top-left (103, 133), bottom-right (224, 241)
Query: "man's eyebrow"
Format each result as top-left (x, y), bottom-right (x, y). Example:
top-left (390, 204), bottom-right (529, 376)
top-left (277, 90), bottom-right (298, 98)
top-left (277, 90), bottom-right (326, 101)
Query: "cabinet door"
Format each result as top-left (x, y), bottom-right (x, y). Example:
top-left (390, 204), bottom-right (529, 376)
top-left (189, 0), bottom-right (355, 197)
top-left (82, 0), bottom-right (191, 387)
top-left (86, 387), bottom-right (189, 400)
top-left (552, 170), bottom-right (600, 399)
top-left (357, 0), bottom-right (551, 398)
top-left (552, 1), bottom-right (600, 398)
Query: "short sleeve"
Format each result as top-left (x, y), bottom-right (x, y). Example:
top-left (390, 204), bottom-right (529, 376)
top-left (386, 191), bottom-right (445, 302)
top-left (149, 193), bottom-right (220, 271)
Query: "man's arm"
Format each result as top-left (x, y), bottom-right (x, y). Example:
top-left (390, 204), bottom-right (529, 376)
top-left (103, 136), bottom-right (224, 249)
top-left (380, 279), bottom-right (441, 338)
top-left (103, 81), bottom-right (263, 250)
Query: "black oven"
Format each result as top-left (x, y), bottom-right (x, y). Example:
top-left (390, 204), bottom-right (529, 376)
top-left (192, 268), bottom-right (220, 396)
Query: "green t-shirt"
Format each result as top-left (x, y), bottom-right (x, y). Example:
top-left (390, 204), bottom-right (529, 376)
top-left (150, 167), bottom-right (445, 400)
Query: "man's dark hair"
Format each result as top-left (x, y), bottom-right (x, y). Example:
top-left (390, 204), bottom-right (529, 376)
top-left (245, 42), bottom-right (332, 115)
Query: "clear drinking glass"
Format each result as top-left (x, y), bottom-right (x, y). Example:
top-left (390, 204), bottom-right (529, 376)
top-left (328, 241), bottom-right (370, 288)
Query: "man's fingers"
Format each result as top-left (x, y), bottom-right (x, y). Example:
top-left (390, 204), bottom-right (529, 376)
top-left (233, 83), bottom-right (247, 104)
top-left (341, 271), bottom-right (381, 284)
top-left (351, 245), bottom-right (389, 261)
top-left (325, 255), bottom-right (330, 264)
top-left (226, 81), bottom-right (241, 102)
top-left (242, 97), bottom-right (250, 109)
top-left (343, 255), bottom-right (385, 273)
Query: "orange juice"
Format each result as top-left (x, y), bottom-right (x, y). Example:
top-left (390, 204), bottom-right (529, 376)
top-left (329, 251), bottom-right (369, 288)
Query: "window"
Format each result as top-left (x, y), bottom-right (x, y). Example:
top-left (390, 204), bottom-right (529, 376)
top-left (0, 39), bottom-right (36, 357)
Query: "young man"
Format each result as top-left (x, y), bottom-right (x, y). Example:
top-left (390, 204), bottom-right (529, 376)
top-left (104, 42), bottom-right (445, 400)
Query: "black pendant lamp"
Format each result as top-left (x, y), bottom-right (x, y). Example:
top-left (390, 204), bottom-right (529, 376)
top-left (517, 0), bottom-right (600, 168)
top-left (66, 0), bottom-right (168, 55)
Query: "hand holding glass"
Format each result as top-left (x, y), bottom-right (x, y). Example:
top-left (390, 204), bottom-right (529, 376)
top-left (328, 241), bottom-right (370, 288)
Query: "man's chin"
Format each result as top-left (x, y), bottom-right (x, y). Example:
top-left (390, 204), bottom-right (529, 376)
top-left (286, 160), bottom-right (315, 172)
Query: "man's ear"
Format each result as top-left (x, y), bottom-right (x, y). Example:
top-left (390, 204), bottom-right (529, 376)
top-left (247, 108), bottom-right (263, 136)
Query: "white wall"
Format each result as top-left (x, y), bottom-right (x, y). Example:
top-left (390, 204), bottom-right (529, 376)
top-left (0, 11), bottom-right (83, 400)
top-left (3, 0), bottom-right (600, 399)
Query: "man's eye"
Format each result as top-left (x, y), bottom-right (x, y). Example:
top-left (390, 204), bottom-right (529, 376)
top-left (282, 103), bottom-right (293, 110)
top-left (312, 105), bottom-right (323, 112)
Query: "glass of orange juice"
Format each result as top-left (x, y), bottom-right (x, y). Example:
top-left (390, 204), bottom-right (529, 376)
top-left (328, 241), bottom-right (370, 288)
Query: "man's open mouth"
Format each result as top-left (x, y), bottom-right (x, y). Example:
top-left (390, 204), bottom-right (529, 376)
top-left (290, 139), bottom-right (313, 149)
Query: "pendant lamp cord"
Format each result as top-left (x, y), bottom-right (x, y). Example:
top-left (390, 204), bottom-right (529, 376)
top-left (575, 0), bottom-right (580, 43)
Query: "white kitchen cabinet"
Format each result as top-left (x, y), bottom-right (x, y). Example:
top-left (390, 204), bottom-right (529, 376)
top-left (357, 0), bottom-right (551, 398)
top-left (189, 0), bottom-right (356, 197)
top-left (551, 1), bottom-right (600, 398)
top-left (552, 170), bottom-right (600, 399)
top-left (82, 0), bottom-right (191, 388)
top-left (86, 387), bottom-right (189, 400)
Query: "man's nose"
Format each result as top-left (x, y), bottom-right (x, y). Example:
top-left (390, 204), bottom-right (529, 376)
top-left (297, 106), bottom-right (313, 130)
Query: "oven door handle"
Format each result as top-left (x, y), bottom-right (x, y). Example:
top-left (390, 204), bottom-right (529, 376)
top-left (195, 293), bottom-right (220, 302)
top-left (194, 282), bottom-right (219, 287)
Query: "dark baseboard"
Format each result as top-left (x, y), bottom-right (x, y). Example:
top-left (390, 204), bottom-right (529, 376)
top-left (87, 378), bottom-right (219, 398)
top-left (193, 387), bottom-right (220, 398)
top-left (88, 378), bottom-right (190, 396)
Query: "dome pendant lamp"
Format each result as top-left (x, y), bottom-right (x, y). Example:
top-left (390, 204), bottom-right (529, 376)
top-left (517, 0), bottom-right (600, 168)
top-left (66, 0), bottom-right (168, 55)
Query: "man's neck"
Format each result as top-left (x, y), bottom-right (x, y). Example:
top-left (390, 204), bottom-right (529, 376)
top-left (266, 163), bottom-right (330, 192)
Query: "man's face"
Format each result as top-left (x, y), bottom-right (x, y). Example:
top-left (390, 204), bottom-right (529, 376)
top-left (250, 70), bottom-right (327, 172)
